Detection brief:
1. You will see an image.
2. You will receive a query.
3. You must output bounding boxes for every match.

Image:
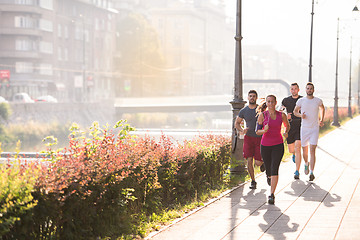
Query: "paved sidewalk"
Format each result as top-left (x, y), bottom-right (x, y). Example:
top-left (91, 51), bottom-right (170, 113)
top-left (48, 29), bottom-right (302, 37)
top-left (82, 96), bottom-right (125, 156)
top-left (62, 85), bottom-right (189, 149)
top-left (148, 116), bottom-right (360, 240)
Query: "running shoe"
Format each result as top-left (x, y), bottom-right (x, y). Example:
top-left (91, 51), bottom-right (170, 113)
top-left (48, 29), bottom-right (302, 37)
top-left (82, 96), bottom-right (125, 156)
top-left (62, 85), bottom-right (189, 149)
top-left (250, 180), bottom-right (257, 189)
top-left (304, 162), bottom-right (309, 175)
top-left (309, 173), bottom-right (315, 181)
top-left (294, 170), bottom-right (300, 180)
top-left (292, 154), bottom-right (295, 163)
top-left (267, 176), bottom-right (271, 186)
top-left (268, 194), bottom-right (275, 205)
top-left (260, 163), bottom-right (266, 172)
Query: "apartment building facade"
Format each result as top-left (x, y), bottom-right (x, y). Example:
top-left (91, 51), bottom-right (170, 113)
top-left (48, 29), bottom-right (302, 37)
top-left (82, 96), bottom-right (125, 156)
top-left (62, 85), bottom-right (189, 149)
top-left (0, 0), bottom-right (117, 102)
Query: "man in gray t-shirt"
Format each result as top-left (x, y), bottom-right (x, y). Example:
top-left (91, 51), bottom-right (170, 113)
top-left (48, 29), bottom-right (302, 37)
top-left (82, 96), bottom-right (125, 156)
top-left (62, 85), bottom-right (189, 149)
top-left (235, 90), bottom-right (265, 189)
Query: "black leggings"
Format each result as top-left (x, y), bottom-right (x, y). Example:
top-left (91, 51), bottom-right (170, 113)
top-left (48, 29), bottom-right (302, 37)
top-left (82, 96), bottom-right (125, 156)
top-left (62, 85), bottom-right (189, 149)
top-left (260, 143), bottom-right (284, 176)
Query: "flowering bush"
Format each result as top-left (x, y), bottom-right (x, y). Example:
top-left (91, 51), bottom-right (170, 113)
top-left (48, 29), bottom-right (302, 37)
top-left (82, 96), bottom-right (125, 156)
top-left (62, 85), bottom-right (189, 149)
top-left (2, 120), bottom-right (232, 239)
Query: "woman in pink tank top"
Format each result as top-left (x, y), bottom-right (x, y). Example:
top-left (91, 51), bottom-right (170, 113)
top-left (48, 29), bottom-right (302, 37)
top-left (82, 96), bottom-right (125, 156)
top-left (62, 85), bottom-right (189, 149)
top-left (256, 95), bottom-right (290, 204)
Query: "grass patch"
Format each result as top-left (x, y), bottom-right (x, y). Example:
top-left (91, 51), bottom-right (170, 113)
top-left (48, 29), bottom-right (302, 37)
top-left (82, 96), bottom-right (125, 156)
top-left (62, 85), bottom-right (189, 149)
top-left (131, 172), bottom-right (247, 238)
top-left (320, 113), bottom-right (358, 137)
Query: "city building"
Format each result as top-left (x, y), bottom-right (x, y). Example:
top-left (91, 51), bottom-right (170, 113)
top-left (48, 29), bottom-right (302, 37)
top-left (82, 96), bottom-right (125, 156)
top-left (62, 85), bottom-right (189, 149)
top-left (0, 0), bottom-right (117, 102)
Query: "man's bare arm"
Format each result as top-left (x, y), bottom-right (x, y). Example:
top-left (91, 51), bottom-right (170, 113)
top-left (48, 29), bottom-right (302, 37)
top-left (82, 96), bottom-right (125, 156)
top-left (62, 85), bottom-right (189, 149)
top-left (319, 103), bottom-right (325, 127)
top-left (235, 116), bottom-right (244, 133)
top-left (293, 105), bottom-right (302, 118)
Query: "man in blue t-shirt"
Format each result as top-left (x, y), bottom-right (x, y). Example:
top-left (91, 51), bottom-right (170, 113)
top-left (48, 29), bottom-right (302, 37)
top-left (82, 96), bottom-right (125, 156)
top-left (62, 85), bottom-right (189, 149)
top-left (235, 90), bottom-right (265, 189)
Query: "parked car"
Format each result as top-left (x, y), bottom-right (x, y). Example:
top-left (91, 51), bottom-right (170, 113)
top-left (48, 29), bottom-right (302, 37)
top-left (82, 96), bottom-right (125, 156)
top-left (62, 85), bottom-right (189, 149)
top-left (0, 96), bottom-right (8, 103)
top-left (12, 93), bottom-right (35, 103)
top-left (35, 95), bottom-right (58, 103)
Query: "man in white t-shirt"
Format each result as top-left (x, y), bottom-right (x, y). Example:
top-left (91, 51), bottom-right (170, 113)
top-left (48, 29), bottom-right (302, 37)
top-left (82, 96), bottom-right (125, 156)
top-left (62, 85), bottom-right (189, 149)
top-left (293, 82), bottom-right (325, 182)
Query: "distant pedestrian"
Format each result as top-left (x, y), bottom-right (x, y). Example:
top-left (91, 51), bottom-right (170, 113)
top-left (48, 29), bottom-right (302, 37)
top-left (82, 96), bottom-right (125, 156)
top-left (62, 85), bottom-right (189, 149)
top-left (256, 95), bottom-right (290, 204)
top-left (235, 90), bottom-right (265, 190)
top-left (281, 83), bottom-right (307, 179)
top-left (293, 82), bottom-right (325, 182)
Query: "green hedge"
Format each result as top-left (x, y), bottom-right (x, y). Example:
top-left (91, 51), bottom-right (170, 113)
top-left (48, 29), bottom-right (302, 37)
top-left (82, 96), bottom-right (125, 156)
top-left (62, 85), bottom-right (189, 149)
top-left (1, 121), bottom-right (232, 239)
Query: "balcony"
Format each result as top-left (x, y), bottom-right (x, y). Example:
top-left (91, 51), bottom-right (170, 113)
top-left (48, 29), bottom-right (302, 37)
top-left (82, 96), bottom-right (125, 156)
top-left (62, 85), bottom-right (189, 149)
top-left (0, 50), bottom-right (40, 59)
top-left (0, 27), bottom-right (42, 36)
top-left (0, 3), bottom-right (41, 14)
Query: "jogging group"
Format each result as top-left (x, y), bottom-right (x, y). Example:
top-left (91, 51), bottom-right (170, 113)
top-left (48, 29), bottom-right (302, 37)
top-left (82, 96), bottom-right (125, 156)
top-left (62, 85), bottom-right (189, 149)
top-left (235, 82), bottom-right (325, 205)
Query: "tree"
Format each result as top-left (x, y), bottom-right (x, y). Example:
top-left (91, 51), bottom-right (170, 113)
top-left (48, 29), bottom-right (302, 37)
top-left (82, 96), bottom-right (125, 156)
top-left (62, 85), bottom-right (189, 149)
top-left (115, 13), bottom-right (166, 97)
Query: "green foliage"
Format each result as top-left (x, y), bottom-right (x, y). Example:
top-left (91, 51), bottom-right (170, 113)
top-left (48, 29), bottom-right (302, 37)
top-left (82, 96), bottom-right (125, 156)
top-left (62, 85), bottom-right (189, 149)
top-left (0, 163), bottom-right (38, 236)
top-left (1, 122), bottom-right (70, 151)
top-left (3, 120), bottom-right (232, 239)
top-left (0, 103), bottom-right (11, 141)
top-left (0, 102), bottom-right (11, 121)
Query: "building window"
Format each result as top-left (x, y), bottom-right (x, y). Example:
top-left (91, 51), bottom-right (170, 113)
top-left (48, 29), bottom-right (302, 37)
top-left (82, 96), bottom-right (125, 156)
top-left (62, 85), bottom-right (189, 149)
top-left (64, 48), bottom-right (69, 61)
top-left (75, 25), bottom-right (81, 40)
top-left (39, 63), bottom-right (53, 75)
top-left (16, 62), bottom-right (33, 73)
top-left (16, 39), bottom-right (33, 51)
top-left (58, 24), bottom-right (62, 37)
top-left (95, 18), bottom-right (99, 30)
top-left (39, 19), bottom-right (53, 32)
top-left (15, 0), bottom-right (35, 5)
top-left (64, 26), bottom-right (69, 39)
top-left (39, 0), bottom-right (53, 10)
top-left (58, 47), bottom-right (62, 60)
top-left (14, 16), bottom-right (35, 28)
top-left (39, 41), bottom-right (53, 54)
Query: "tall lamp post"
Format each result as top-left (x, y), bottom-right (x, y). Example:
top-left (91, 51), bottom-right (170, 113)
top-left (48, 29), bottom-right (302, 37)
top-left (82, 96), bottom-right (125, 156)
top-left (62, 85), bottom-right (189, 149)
top-left (333, 5), bottom-right (359, 125)
top-left (358, 57), bottom-right (360, 112)
top-left (230, 0), bottom-right (246, 172)
top-left (348, 36), bottom-right (353, 118)
top-left (308, 0), bottom-right (315, 83)
top-left (353, 5), bottom-right (360, 111)
top-left (332, 18), bottom-right (340, 126)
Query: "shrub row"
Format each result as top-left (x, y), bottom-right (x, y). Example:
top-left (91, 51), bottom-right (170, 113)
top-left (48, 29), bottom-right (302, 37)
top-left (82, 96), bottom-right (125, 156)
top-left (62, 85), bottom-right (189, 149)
top-left (1, 121), bottom-right (232, 239)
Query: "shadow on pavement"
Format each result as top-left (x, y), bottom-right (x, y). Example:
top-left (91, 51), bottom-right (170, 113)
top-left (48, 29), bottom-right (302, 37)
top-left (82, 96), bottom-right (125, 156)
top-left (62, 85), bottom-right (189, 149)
top-left (259, 205), bottom-right (299, 240)
top-left (237, 188), bottom-right (267, 216)
top-left (286, 181), bottom-right (341, 207)
top-left (227, 185), bottom-right (267, 240)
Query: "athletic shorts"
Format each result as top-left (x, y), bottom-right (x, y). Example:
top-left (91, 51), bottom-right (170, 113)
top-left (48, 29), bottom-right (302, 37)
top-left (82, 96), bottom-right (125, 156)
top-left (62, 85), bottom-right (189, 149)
top-left (287, 120), bottom-right (301, 145)
top-left (300, 126), bottom-right (319, 147)
top-left (243, 135), bottom-right (262, 161)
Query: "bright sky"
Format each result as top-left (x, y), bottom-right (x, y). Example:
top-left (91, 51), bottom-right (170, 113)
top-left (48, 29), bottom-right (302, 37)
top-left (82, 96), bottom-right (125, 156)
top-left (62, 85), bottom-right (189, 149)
top-left (225, 0), bottom-right (360, 106)
top-left (226, 0), bottom-right (360, 62)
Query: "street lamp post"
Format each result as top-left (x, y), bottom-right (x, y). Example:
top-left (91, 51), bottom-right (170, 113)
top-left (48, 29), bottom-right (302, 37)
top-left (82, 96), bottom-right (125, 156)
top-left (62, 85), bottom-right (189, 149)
top-left (332, 18), bottom-right (340, 127)
top-left (358, 58), bottom-right (360, 112)
top-left (353, 5), bottom-right (360, 111)
top-left (348, 36), bottom-right (353, 118)
top-left (308, 0), bottom-right (315, 83)
top-left (230, 0), bottom-right (246, 173)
